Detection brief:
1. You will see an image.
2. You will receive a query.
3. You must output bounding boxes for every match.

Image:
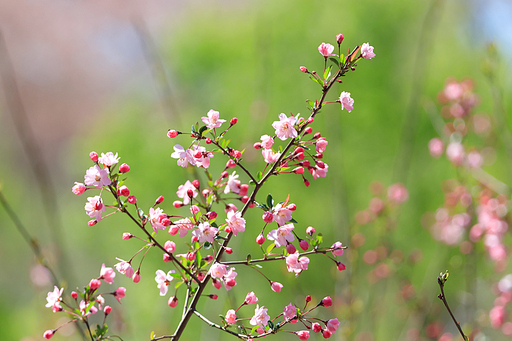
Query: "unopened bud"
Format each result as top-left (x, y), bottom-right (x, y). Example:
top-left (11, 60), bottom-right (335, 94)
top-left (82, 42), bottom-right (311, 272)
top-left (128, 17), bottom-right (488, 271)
top-left (286, 243), bottom-right (296, 254)
top-left (316, 161), bottom-right (325, 169)
top-left (167, 130), bottom-right (179, 138)
top-left (241, 196), bottom-right (249, 204)
top-left (208, 294), bottom-right (218, 300)
top-left (306, 295), bottom-right (312, 302)
top-left (301, 160), bottom-right (311, 167)
top-left (173, 200), bottom-right (183, 208)
top-left (299, 239), bottom-right (309, 251)
top-left (187, 252), bottom-right (196, 261)
top-left (207, 211), bottom-right (217, 220)
top-left (239, 184), bottom-right (249, 196)
top-left (104, 306), bottom-right (112, 314)
top-left (204, 255), bottom-right (213, 262)
top-left (336, 33), bottom-right (344, 44)
top-left (294, 147), bottom-right (304, 154)
top-left (315, 153), bottom-right (323, 159)
top-left (168, 296), bottom-right (179, 308)
top-left (321, 296), bottom-right (332, 307)
top-left (337, 262), bottom-right (346, 271)
top-left (132, 271), bottom-right (141, 283)
top-left (89, 151), bottom-right (98, 162)
top-left (234, 150), bottom-right (242, 159)
top-left (71, 291), bottom-right (78, 299)
top-left (296, 152), bottom-right (305, 160)
top-left (307, 117), bottom-right (314, 124)
top-left (155, 196), bottom-right (164, 205)
top-left (221, 171), bottom-right (229, 178)
top-left (225, 247), bottom-right (233, 254)
top-left (253, 142), bottom-right (262, 149)
top-left (205, 138), bottom-right (212, 144)
top-left (187, 189), bottom-right (194, 198)
top-left (293, 167), bottom-right (304, 174)
top-left (226, 159), bottom-right (236, 169)
top-left (88, 219), bottom-right (97, 226)
top-left (287, 203), bottom-right (297, 211)
top-left (306, 226), bottom-right (315, 235)
top-left (119, 163), bottom-right (130, 173)
top-left (303, 178), bottom-right (310, 187)
top-left (127, 195), bottom-right (137, 204)
top-left (300, 66), bottom-right (308, 73)
top-left (122, 233), bottom-right (133, 240)
top-left (192, 179), bottom-right (200, 188)
top-left (230, 117), bottom-right (238, 125)
top-left (304, 127), bottom-right (313, 134)
top-left (313, 132), bottom-right (321, 139)
top-left (256, 234), bottom-right (265, 245)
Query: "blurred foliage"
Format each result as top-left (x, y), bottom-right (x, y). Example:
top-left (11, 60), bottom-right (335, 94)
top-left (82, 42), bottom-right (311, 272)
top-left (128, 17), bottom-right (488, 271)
top-left (1, 0), bottom-right (512, 340)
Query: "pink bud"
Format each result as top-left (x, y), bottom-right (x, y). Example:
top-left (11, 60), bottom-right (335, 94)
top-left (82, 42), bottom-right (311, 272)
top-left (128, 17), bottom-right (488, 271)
top-left (90, 151), bottom-right (98, 162)
top-left (307, 117), bottom-right (314, 124)
top-left (293, 167), bottom-right (305, 174)
top-left (209, 294), bottom-right (218, 300)
top-left (114, 287), bottom-right (126, 303)
top-left (245, 291), bottom-right (258, 305)
top-left (117, 185), bottom-right (130, 197)
top-left (169, 225), bottom-right (179, 235)
top-left (300, 66), bottom-right (308, 73)
top-left (127, 195), bottom-right (137, 204)
top-left (89, 279), bottom-right (101, 290)
top-left (187, 190), bottom-right (194, 198)
top-left (88, 219), bottom-right (97, 226)
top-left (204, 255), bottom-right (213, 262)
top-left (239, 184), bottom-right (249, 196)
top-left (155, 196), bottom-right (164, 205)
top-left (315, 153), bottom-right (323, 159)
top-left (263, 211), bottom-right (274, 223)
top-left (306, 295), bottom-right (311, 302)
top-left (197, 272), bottom-right (205, 281)
top-left (163, 254), bottom-right (171, 262)
top-left (72, 182), bottom-right (86, 195)
top-left (249, 202), bottom-right (256, 208)
top-left (168, 296), bottom-right (179, 307)
top-left (316, 161), bottom-right (325, 169)
top-left (173, 200), bottom-right (183, 208)
top-left (336, 34), bottom-right (344, 44)
top-left (241, 196), bottom-right (249, 204)
top-left (43, 330), bottom-right (54, 339)
top-left (321, 296), bottom-right (332, 307)
top-left (187, 252), bottom-right (196, 261)
top-left (226, 278), bottom-right (236, 287)
top-left (190, 205), bottom-right (200, 215)
top-left (207, 211), bottom-right (217, 220)
top-left (167, 130), bottom-right (179, 138)
top-left (205, 138), bottom-right (212, 144)
top-left (253, 142), bottom-right (262, 149)
top-left (122, 233), bottom-right (133, 240)
top-left (301, 160), bottom-right (311, 168)
top-left (322, 329), bottom-right (332, 338)
top-left (256, 234), bottom-right (265, 245)
top-left (119, 163), bottom-right (130, 173)
top-left (164, 240), bottom-right (176, 253)
top-left (312, 323), bottom-right (322, 333)
top-left (337, 262), bottom-right (346, 271)
top-left (230, 117), bottom-right (238, 125)
top-left (191, 235), bottom-right (199, 242)
top-left (271, 281), bottom-right (283, 293)
top-left (299, 239), bottom-right (309, 251)
top-left (226, 159), bottom-right (236, 169)
top-left (234, 150), bottom-right (242, 159)
top-left (225, 247), bottom-right (233, 254)
top-left (192, 179), bottom-right (200, 188)
top-left (104, 306), bottom-right (112, 314)
top-left (287, 203), bottom-right (297, 211)
top-left (296, 152), bottom-right (305, 160)
top-left (313, 132), bottom-right (321, 139)
top-left (297, 331), bottom-right (310, 340)
top-left (132, 271), bottom-right (141, 283)
top-left (303, 178), bottom-right (310, 187)
top-left (306, 226), bottom-right (315, 235)
top-left (286, 243), bottom-right (297, 254)
top-left (202, 189), bottom-right (210, 197)
top-left (304, 127), bottom-right (313, 134)
top-left (71, 291), bottom-right (78, 299)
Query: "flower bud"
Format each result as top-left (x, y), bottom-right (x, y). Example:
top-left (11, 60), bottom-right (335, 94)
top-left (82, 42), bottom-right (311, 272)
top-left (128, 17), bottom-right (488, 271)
top-left (262, 211), bottom-right (274, 223)
top-left (336, 33), bottom-right (344, 44)
top-left (207, 211), bottom-right (217, 220)
top-left (322, 329), bottom-right (332, 338)
top-left (164, 240), bottom-right (176, 253)
top-left (304, 127), bottom-right (313, 134)
top-left (306, 226), bottom-right (315, 235)
top-left (190, 205), bottom-right (200, 215)
top-left (316, 161), bottom-right (325, 169)
top-left (293, 166), bottom-right (304, 175)
top-left (225, 247), bottom-right (233, 254)
top-left (119, 163), bottom-right (130, 173)
top-left (173, 200), bottom-right (183, 208)
top-left (72, 182), bottom-right (86, 195)
top-left (122, 233), bottom-right (133, 240)
top-left (239, 184), bottom-right (249, 196)
top-left (294, 147), bottom-right (304, 154)
top-left (313, 132), bottom-right (321, 139)
top-left (230, 117), bottom-right (238, 125)
top-left (234, 150), bottom-right (242, 159)
top-left (296, 152), bottom-right (305, 160)
top-left (253, 142), bottom-right (262, 149)
top-left (249, 202), bottom-right (256, 208)
top-left (71, 291), bottom-right (78, 300)
top-left (155, 196), bottom-right (164, 205)
top-left (307, 117), bottom-right (314, 124)
top-left (132, 270), bottom-right (141, 283)
top-left (321, 296), bottom-right (332, 307)
top-left (271, 281), bottom-right (283, 293)
top-left (299, 239), bottom-right (309, 251)
top-left (204, 255), bottom-right (213, 262)
top-left (303, 178), bottom-right (310, 187)
top-left (208, 294), bottom-right (218, 300)
top-left (43, 330), bottom-right (54, 339)
top-left (89, 279), bottom-right (101, 290)
top-left (205, 138), bottom-right (212, 144)
top-left (297, 331), bottom-right (310, 340)
top-left (337, 262), bottom-right (346, 271)
top-left (104, 306), bottom-right (112, 315)
top-left (286, 243), bottom-right (297, 254)
top-left (256, 234), bottom-right (265, 245)
top-left (241, 196), bottom-right (249, 204)
top-left (191, 179), bottom-right (200, 188)
top-left (168, 296), bottom-right (179, 307)
top-left (312, 323), bottom-right (322, 333)
top-left (127, 195), bottom-right (137, 204)
top-left (300, 66), bottom-right (308, 73)
top-left (89, 151), bottom-right (98, 162)
top-left (167, 130), bottom-right (179, 138)
top-left (186, 189), bottom-right (194, 198)
top-left (226, 159), bottom-right (236, 169)
top-left (287, 203), bottom-right (297, 211)
top-left (117, 185), bottom-right (130, 197)
top-left (315, 153), bottom-right (323, 159)
top-left (88, 219), bottom-right (97, 226)
top-left (306, 295), bottom-right (312, 302)
top-left (187, 252), bottom-right (196, 261)
top-left (221, 171), bottom-right (229, 178)
top-left (226, 278), bottom-right (236, 287)
top-left (202, 189), bottom-right (210, 197)
top-left (163, 254), bottom-right (171, 262)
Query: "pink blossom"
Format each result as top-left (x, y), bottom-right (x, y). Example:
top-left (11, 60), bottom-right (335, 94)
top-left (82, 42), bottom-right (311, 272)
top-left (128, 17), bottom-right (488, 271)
top-left (210, 262), bottom-right (228, 279)
top-left (171, 144), bottom-right (196, 167)
top-left (467, 150), bottom-right (483, 168)
top-left (168, 296), bottom-right (179, 307)
top-left (337, 262), bottom-right (346, 271)
top-left (221, 268), bottom-right (238, 291)
top-left (257, 327), bottom-right (265, 334)
top-left (191, 145), bottom-right (213, 168)
top-left (283, 303), bottom-right (297, 320)
top-left (490, 305), bottom-right (506, 329)
top-left (309, 163), bottom-right (329, 180)
top-left (155, 269), bottom-right (175, 296)
top-left (245, 292), bottom-right (258, 305)
top-left (127, 195), bottom-right (137, 204)
top-left (89, 278), bottom-right (101, 290)
top-left (84, 195), bottom-right (106, 221)
top-left (104, 305), bottom-right (112, 314)
top-left (306, 226), bottom-right (315, 235)
top-left (388, 183), bottom-right (409, 204)
top-left (296, 331), bottom-right (309, 340)
top-left (72, 182), bottom-right (86, 195)
top-left (321, 296), bottom-right (332, 307)
top-left (262, 149), bottom-right (281, 164)
top-left (89, 151), bottom-right (99, 161)
top-left (98, 152), bottom-right (120, 167)
top-left (225, 309), bottom-right (237, 324)
top-left (164, 240), bottom-right (176, 253)
top-left (117, 185), bottom-right (130, 197)
top-left (272, 203), bottom-right (293, 226)
top-left (192, 222), bottom-right (218, 243)
top-left (322, 329), bottom-right (332, 338)
top-left (176, 180), bottom-right (198, 205)
top-left (326, 318), bottom-right (340, 333)
top-left (318, 43), bottom-right (335, 57)
top-left (172, 218), bottom-right (195, 237)
top-left (226, 210), bottom-right (246, 236)
top-left (224, 171), bottom-right (241, 194)
top-left (446, 142), bottom-right (465, 166)
top-left (250, 305), bottom-right (270, 327)
top-left (260, 135), bottom-right (274, 149)
top-left (361, 43), bottom-right (376, 60)
top-left (315, 138), bottom-right (328, 153)
top-left (114, 259), bottom-right (134, 278)
top-left (80, 299), bottom-right (98, 316)
top-left (100, 263), bottom-right (116, 284)
top-left (119, 163), bottom-right (130, 173)
top-left (256, 234), bottom-right (265, 245)
top-left (201, 109), bottom-right (226, 129)
top-left (428, 138), bottom-right (444, 158)
top-left (331, 241), bottom-right (344, 256)
top-left (267, 223), bottom-right (295, 247)
top-left (312, 323), bottom-right (322, 333)
top-left (299, 239), bottom-right (309, 251)
top-left (114, 287), bottom-right (126, 304)
top-left (443, 81), bottom-right (463, 101)
top-left (149, 207), bottom-right (169, 233)
top-left (132, 270), bottom-right (141, 283)
top-left (339, 91), bottom-right (354, 112)
top-left (336, 34), bottom-right (344, 44)
top-left (272, 113), bottom-right (298, 141)
top-left (84, 165), bottom-right (111, 188)
top-left (299, 66), bottom-right (308, 73)
top-left (43, 330), bottom-right (54, 339)
top-left (167, 130), bottom-right (178, 138)
top-left (271, 281), bottom-right (283, 292)
top-left (286, 252), bottom-right (310, 274)
top-left (45, 286), bottom-right (63, 308)
top-left (262, 211), bottom-right (274, 223)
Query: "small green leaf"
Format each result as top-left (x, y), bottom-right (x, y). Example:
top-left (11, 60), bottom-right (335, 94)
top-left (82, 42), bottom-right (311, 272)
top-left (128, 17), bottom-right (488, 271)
top-left (309, 75), bottom-right (324, 87)
top-left (340, 54), bottom-right (345, 65)
top-left (150, 331), bottom-right (155, 340)
top-left (246, 254), bottom-right (252, 263)
top-left (329, 57), bottom-right (340, 67)
top-left (324, 65), bottom-right (332, 80)
top-left (317, 233), bottom-right (323, 245)
top-left (266, 194), bottom-right (274, 209)
top-left (266, 243), bottom-right (275, 255)
top-left (175, 281), bottom-right (183, 289)
top-left (289, 218), bottom-right (298, 224)
top-left (199, 125), bottom-right (208, 136)
top-left (257, 171), bottom-right (263, 180)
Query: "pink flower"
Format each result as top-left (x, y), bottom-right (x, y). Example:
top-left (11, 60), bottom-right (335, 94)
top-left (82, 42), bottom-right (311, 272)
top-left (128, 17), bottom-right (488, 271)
top-left (262, 149), bottom-right (281, 164)
top-left (272, 203), bottom-right (293, 226)
top-left (270, 281), bottom-right (283, 293)
top-left (104, 305), bottom-right (112, 314)
top-left (306, 226), bottom-right (315, 235)
top-left (221, 268), bottom-right (238, 291)
top-left (296, 331), bottom-right (309, 340)
top-left (176, 180), bottom-right (198, 205)
top-left (84, 165), bottom-right (111, 188)
top-left (326, 318), bottom-right (340, 333)
top-left (192, 222), bottom-right (218, 243)
top-left (262, 211), bottom-right (274, 223)
top-left (339, 91), bottom-right (354, 112)
top-left (318, 43), bottom-right (335, 57)
top-left (226, 211), bottom-right (246, 236)
top-left (387, 183), bottom-right (409, 204)
top-left (446, 142), bottom-right (465, 166)
top-left (168, 296), bottom-right (179, 307)
top-left (286, 252), bottom-right (310, 274)
top-left (224, 171), bottom-right (241, 194)
top-left (45, 286), bottom-right (63, 308)
top-left (98, 152), bottom-right (120, 167)
top-left (171, 144), bottom-right (196, 167)
top-left (172, 218), bottom-right (195, 237)
top-left (267, 223), bottom-right (295, 248)
top-left (100, 263), bottom-right (116, 284)
top-left (191, 145), bottom-right (213, 168)
top-left (113, 287), bottom-right (126, 304)
top-left (89, 278), bottom-right (101, 290)
top-left (127, 195), bottom-right (137, 204)
top-left (114, 259), bottom-right (134, 278)
top-left (272, 113), bottom-right (298, 141)
top-left (149, 207), bottom-right (169, 233)
top-left (225, 309), bottom-right (237, 324)
top-left (202, 109), bottom-right (226, 129)
top-left (155, 269), bottom-right (175, 296)
top-left (361, 43), bottom-right (376, 60)
top-left (490, 305), bottom-right (506, 329)
top-left (164, 240), bottom-right (176, 253)
top-left (43, 330), bottom-right (54, 339)
top-left (309, 164), bottom-right (329, 180)
top-left (331, 241), bottom-right (344, 256)
top-left (260, 135), bottom-right (274, 149)
top-left (256, 234), bottom-right (265, 245)
top-left (210, 262), bottom-right (228, 279)
top-left (250, 305), bottom-right (270, 327)
top-left (283, 303), bottom-right (297, 320)
top-left (72, 182), bottom-right (86, 195)
top-left (315, 138), bottom-right (328, 153)
top-left (84, 195), bottom-right (106, 221)
top-left (428, 138), bottom-right (444, 158)
top-left (245, 292), bottom-right (258, 305)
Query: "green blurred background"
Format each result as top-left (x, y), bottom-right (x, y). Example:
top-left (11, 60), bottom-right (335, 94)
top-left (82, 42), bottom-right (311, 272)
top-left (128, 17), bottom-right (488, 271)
top-left (1, 0), bottom-right (512, 340)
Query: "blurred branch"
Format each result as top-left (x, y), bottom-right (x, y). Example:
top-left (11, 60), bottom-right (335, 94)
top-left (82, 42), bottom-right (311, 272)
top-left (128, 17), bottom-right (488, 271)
top-left (392, 0), bottom-right (445, 183)
top-left (132, 18), bottom-right (182, 127)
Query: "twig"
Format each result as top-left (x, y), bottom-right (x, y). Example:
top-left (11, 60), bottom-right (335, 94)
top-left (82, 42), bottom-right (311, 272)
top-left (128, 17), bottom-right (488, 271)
top-left (437, 271), bottom-right (468, 341)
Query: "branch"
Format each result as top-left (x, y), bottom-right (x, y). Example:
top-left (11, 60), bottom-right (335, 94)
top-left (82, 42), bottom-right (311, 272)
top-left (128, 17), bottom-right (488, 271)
top-left (437, 271), bottom-right (468, 341)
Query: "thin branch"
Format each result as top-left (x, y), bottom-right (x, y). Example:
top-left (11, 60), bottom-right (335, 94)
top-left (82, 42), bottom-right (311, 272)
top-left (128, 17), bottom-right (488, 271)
top-left (437, 272), bottom-right (468, 341)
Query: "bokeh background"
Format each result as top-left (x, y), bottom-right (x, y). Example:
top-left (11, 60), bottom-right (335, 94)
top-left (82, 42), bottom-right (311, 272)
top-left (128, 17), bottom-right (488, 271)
top-left (1, 0), bottom-right (512, 340)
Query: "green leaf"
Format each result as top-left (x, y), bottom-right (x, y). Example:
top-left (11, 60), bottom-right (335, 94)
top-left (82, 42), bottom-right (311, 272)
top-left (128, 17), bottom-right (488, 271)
top-left (246, 254), bottom-right (252, 263)
top-left (266, 243), bottom-right (275, 255)
top-left (199, 125), bottom-right (208, 136)
top-left (266, 194), bottom-right (274, 209)
top-left (175, 281), bottom-right (183, 289)
top-left (329, 57), bottom-right (340, 67)
top-left (150, 331), bottom-right (155, 340)
top-left (289, 218), bottom-right (298, 224)
top-left (309, 75), bottom-right (324, 87)
top-left (306, 99), bottom-right (315, 108)
top-left (317, 233), bottom-right (323, 245)
top-left (339, 54), bottom-right (345, 65)
top-left (257, 171), bottom-right (263, 181)
top-left (324, 65), bottom-right (332, 80)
